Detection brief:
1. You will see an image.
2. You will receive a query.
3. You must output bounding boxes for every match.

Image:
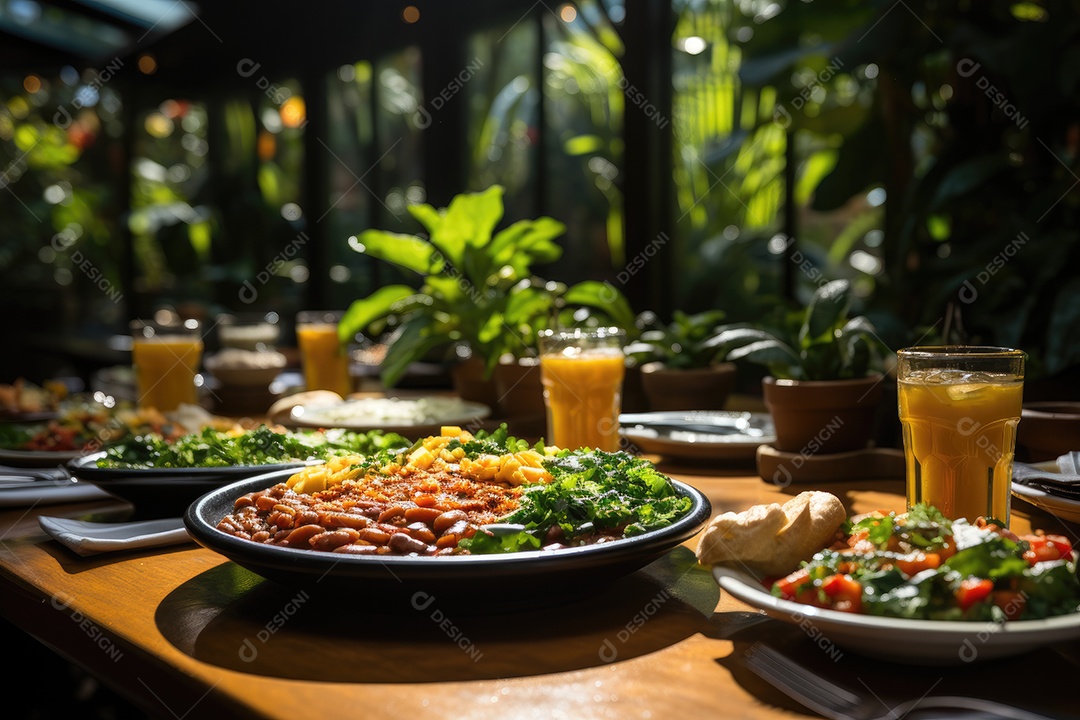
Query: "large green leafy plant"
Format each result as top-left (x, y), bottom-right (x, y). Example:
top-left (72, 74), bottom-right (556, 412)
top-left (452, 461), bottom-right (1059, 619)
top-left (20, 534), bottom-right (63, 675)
top-left (736, 0), bottom-right (1080, 379)
top-left (709, 279), bottom-right (890, 381)
top-left (338, 185), bottom-right (634, 387)
top-left (624, 310), bottom-right (730, 370)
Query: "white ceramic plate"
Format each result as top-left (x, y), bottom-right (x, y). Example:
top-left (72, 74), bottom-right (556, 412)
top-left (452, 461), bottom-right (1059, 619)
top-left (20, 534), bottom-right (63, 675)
top-left (619, 411), bottom-right (775, 461)
top-left (712, 564), bottom-right (1080, 664)
top-left (286, 395), bottom-right (491, 435)
top-left (1012, 460), bottom-right (1080, 523)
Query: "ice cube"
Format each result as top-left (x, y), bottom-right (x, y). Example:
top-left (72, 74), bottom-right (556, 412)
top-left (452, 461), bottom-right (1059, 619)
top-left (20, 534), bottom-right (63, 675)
top-left (946, 383), bottom-right (987, 401)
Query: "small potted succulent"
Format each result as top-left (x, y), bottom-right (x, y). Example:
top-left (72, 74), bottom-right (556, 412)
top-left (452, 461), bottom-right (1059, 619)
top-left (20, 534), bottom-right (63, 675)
top-left (624, 309), bottom-right (738, 411)
top-left (709, 279), bottom-right (892, 454)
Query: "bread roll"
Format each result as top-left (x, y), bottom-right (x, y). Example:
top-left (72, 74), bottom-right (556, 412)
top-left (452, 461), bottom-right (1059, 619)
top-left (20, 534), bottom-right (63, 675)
top-left (696, 491), bottom-right (846, 576)
top-left (267, 390), bottom-right (343, 425)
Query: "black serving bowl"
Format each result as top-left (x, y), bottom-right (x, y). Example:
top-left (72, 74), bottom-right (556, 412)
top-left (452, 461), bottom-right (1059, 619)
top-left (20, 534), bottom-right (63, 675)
top-left (67, 453), bottom-right (316, 518)
top-left (184, 468), bottom-right (713, 611)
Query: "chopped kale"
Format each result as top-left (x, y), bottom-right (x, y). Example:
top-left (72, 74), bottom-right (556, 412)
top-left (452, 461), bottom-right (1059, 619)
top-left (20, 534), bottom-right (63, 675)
top-left (96, 426), bottom-right (412, 469)
top-left (463, 448), bottom-right (692, 554)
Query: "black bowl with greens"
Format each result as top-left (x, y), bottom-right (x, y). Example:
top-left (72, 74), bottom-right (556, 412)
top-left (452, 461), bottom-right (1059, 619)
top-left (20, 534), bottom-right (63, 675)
top-left (66, 426), bottom-right (412, 518)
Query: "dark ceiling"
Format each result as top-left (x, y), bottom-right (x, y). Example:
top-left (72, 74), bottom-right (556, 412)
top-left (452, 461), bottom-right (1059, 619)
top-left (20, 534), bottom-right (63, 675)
top-left (0, 0), bottom-right (539, 88)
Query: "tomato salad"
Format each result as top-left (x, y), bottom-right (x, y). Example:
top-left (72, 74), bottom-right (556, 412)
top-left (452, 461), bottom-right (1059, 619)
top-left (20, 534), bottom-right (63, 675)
top-left (771, 504), bottom-right (1080, 621)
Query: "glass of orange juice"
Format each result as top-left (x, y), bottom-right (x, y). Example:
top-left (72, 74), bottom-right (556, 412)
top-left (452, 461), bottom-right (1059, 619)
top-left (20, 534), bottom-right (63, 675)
top-left (296, 310), bottom-right (352, 397)
top-left (538, 327), bottom-right (626, 452)
top-left (131, 318), bottom-right (204, 412)
top-left (897, 346), bottom-right (1025, 525)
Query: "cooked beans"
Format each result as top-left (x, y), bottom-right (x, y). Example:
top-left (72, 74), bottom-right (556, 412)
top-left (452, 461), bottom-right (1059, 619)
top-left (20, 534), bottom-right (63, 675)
top-left (433, 509), bottom-right (468, 534)
top-left (216, 464), bottom-right (523, 557)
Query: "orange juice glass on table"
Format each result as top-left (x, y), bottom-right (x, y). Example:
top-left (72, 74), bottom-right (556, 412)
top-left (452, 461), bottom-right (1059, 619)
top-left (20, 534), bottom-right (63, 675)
top-left (296, 311), bottom-right (352, 397)
top-left (897, 346), bottom-right (1025, 526)
top-left (131, 318), bottom-right (204, 412)
top-left (538, 327), bottom-right (626, 452)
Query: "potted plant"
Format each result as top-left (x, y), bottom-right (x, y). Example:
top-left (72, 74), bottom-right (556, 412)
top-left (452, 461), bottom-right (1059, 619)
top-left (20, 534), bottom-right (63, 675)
top-left (710, 279), bottom-right (892, 454)
top-left (337, 185), bottom-right (633, 414)
top-left (624, 309), bottom-right (738, 412)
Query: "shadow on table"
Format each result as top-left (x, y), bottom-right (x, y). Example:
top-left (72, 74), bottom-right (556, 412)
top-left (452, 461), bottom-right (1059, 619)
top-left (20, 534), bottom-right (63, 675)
top-left (156, 547), bottom-right (725, 682)
top-left (709, 611), bottom-right (1080, 719)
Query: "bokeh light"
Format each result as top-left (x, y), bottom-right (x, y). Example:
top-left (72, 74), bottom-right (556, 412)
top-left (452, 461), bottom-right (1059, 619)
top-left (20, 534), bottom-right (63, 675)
top-left (138, 54), bottom-right (157, 74)
top-left (23, 75), bottom-right (41, 93)
top-left (257, 130), bottom-right (276, 161)
top-left (144, 112), bottom-right (174, 138)
top-left (280, 202), bottom-right (302, 221)
top-left (681, 37), bottom-right (706, 55)
top-left (402, 5), bottom-right (420, 23)
top-left (280, 96), bottom-right (306, 128)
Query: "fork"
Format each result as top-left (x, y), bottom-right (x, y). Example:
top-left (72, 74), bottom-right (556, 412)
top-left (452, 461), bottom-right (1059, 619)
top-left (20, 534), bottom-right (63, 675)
top-left (742, 643), bottom-right (1055, 720)
top-left (0, 465), bottom-right (71, 488)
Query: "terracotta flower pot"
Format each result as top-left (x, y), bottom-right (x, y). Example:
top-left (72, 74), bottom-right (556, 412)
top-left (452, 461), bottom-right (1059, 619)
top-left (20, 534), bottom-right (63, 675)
top-left (450, 356), bottom-right (500, 411)
top-left (640, 362), bottom-right (738, 412)
top-left (1017, 401), bottom-right (1080, 462)
top-left (621, 363), bottom-right (650, 414)
top-left (493, 359), bottom-right (547, 419)
top-left (762, 374), bottom-right (885, 454)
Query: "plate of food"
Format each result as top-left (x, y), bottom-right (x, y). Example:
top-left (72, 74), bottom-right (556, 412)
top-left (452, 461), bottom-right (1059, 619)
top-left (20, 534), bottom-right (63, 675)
top-left (697, 492), bottom-right (1080, 663)
top-left (275, 392), bottom-right (492, 436)
top-left (0, 378), bottom-right (68, 423)
top-left (0, 402), bottom-right (186, 467)
top-left (184, 425), bottom-right (712, 607)
top-left (67, 425), bottom-right (413, 517)
top-left (618, 411), bottom-right (775, 461)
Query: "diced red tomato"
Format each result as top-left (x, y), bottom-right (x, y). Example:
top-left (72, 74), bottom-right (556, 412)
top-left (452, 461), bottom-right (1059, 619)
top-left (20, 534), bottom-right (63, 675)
top-left (956, 578), bottom-right (993, 611)
top-left (1021, 534), bottom-right (1074, 566)
top-left (992, 590), bottom-right (1027, 621)
top-left (896, 552), bottom-right (942, 577)
top-left (820, 573), bottom-right (863, 613)
top-left (772, 568), bottom-right (810, 600)
top-left (936, 541), bottom-right (957, 562)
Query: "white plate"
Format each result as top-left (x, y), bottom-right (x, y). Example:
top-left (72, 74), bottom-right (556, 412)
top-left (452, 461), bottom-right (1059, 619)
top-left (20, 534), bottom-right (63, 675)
top-left (619, 411), bottom-right (775, 461)
top-left (712, 564), bottom-right (1080, 664)
top-left (1012, 460), bottom-right (1080, 523)
top-left (286, 395), bottom-right (491, 434)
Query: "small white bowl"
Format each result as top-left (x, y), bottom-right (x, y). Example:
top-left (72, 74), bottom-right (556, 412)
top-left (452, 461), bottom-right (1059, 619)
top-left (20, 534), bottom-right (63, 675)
top-left (205, 350), bottom-right (286, 387)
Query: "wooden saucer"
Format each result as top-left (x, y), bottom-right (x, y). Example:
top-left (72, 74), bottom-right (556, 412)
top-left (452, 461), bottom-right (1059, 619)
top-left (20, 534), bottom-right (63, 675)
top-left (755, 443), bottom-right (905, 485)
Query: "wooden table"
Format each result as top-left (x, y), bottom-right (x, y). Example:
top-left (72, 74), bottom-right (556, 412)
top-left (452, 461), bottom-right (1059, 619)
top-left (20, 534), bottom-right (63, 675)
top-left (1, 461), bottom-right (1078, 720)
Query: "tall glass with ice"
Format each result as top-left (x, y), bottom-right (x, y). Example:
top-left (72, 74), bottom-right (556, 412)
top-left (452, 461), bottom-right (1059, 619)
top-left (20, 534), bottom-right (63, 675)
top-left (897, 346), bottom-right (1025, 525)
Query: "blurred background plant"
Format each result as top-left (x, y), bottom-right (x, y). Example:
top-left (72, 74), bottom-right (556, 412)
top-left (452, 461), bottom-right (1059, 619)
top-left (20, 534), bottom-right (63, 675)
top-left (733, 0), bottom-right (1080, 384)
top-left (338, 185), bottom-right (633, 387)
top-left (711, 279), bottom-right (891, 381)
top-left (2, 0), bottom-right (1077, 394)
top-left (625, 309), bottom-right (728, 370)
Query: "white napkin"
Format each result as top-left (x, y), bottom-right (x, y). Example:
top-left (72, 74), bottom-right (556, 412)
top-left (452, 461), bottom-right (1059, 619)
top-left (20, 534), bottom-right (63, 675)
top-left (38, 516), bottom-right (191, 556)
top-left (1013, 451), bottom-right (1080, 500)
